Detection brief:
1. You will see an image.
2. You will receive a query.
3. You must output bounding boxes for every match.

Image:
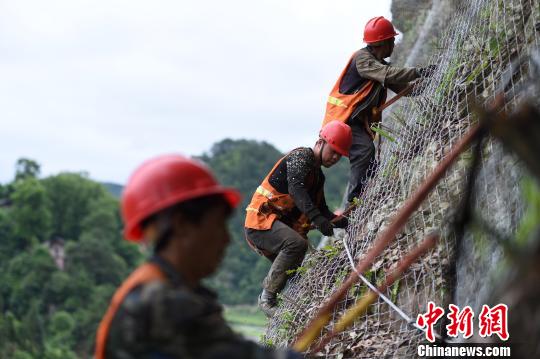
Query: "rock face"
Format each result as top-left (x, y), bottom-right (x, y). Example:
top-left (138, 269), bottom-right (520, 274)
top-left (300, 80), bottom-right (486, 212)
top-left (46, 237), bottom-right (65, 270)
top-left (391, 0), bottom-right (432, 34)
top-left (265, 0), bottom-right (540, 357)
top-left (391, 0), bottom-right (462, 66)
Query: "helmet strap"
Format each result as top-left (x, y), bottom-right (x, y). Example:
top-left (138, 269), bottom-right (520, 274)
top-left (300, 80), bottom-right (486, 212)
top-left (149, 212), bottom-right (175, 253)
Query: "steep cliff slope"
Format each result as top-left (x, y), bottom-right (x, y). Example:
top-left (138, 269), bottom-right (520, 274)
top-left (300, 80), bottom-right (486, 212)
top-left (265, 0), bottom-right (540, 357)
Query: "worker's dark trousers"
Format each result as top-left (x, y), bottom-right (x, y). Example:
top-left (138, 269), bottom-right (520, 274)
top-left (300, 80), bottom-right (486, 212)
top-left (245, 220), bottom-right (308, 294)
top-left (346, 122), bottom-right (376, 203)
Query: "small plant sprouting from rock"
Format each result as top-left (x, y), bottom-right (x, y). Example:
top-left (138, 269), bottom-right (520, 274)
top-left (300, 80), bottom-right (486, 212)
top-left (321, 244), bottom-right (340, 259)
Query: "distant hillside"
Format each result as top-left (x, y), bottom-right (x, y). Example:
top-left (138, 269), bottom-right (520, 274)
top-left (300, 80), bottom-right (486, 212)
top-left (101, 182), bottom-right (123, 198)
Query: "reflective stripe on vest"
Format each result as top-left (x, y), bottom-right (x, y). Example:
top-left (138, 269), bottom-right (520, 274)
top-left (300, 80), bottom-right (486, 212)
top-left (322, 52), bottom-right (378, 126)
top-left (328, 96), bottom-right (348, 108)
top-left (256, 185), bottom-right (274, 199)
top-left (95, 263), bottom-right (166, 359)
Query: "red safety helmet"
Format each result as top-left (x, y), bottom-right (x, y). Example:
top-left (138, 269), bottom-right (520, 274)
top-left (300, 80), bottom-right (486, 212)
top-left (319, 121), bottom-right (353, 157)
top-left (363, 16), bottom-right (399, 44)
top-left (121, 154), bottom-right (241, 241)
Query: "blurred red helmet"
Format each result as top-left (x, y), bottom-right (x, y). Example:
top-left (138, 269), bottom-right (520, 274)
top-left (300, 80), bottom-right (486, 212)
top-left (121, 154), bottom-right (241, 241)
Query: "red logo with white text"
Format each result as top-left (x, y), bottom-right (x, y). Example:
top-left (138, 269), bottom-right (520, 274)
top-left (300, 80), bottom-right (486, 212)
top-left (416, 302), bottom-right (509, 342)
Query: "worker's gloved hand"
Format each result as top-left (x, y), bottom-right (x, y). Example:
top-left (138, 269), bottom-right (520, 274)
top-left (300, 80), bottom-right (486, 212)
top-left (332, 216), bottom-right (349, 229)
top-left (417, 64), bottom-right (437, 77)
top-left (312, 215), bottom-right (334, 237)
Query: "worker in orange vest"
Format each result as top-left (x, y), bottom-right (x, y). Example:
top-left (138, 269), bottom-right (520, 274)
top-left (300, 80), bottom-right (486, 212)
top-left (245, 121), bottom-right (352, 317)
top-left (323, 16), bottom-right (436, 203)
top-left (95, 155), bottom-right (301, 358)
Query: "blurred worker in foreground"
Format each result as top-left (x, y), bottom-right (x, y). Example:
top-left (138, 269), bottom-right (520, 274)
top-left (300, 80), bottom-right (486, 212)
top-left (95, 155), bottom-right (301, 358)
top-left (245, 121), bottom-right (352, 317)
top-left (323, 16), bottom-right (436, 203)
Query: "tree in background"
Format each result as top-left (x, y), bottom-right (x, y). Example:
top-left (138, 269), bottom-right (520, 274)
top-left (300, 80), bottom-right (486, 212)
top-left (0, 159), bottom-right (144, 358)
top-left (15, 158), bottom-right (41, 182)
top-left (10, 178), bottom-right (52, 246)
top-left (43, 173), bottom-right (110, 242)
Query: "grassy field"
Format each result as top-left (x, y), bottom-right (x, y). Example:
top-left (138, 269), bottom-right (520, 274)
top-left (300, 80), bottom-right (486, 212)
top-left (224, 305), bottom-right (267, 341)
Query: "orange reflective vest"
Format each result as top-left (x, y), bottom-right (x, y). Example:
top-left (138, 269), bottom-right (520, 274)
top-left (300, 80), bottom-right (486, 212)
top-left (244, 152), bottom-right (323, 237)
top-left (95, 262), bottom-right (166, 359)
top-left (322, 52), bottom-right (386, 127)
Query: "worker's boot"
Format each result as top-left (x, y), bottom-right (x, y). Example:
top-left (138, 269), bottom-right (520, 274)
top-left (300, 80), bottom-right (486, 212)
top-left (259, 241), bottom-right (307, 318)
top-left (258, 289), bottom-right (277, 318)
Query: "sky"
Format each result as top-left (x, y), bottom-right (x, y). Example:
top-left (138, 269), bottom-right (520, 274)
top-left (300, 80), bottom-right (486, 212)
top-left (0, 0), bottom-right (392, 184)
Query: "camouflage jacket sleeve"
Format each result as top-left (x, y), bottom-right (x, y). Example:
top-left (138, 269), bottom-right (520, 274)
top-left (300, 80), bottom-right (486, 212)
top-left (355, 47), bottom-right (419, 86)
top-left (317, 179), bottom-right (337, 221)
top-left (105, 281), bottom-right (302, 359)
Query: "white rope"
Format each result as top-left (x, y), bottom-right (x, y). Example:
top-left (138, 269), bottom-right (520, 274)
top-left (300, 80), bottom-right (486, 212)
top-left (340, 234), bottom-right (443, 340)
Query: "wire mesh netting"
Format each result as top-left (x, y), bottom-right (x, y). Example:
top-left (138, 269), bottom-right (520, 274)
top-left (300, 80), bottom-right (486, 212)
top-left (265, 0), bottom-right (540, 357)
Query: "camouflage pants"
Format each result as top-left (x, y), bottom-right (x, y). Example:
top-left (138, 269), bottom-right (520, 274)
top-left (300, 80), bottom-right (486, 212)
top-left (347, 122), bottom-right (377, 203)
top-left (245, 220), bottom-right (308, 294)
